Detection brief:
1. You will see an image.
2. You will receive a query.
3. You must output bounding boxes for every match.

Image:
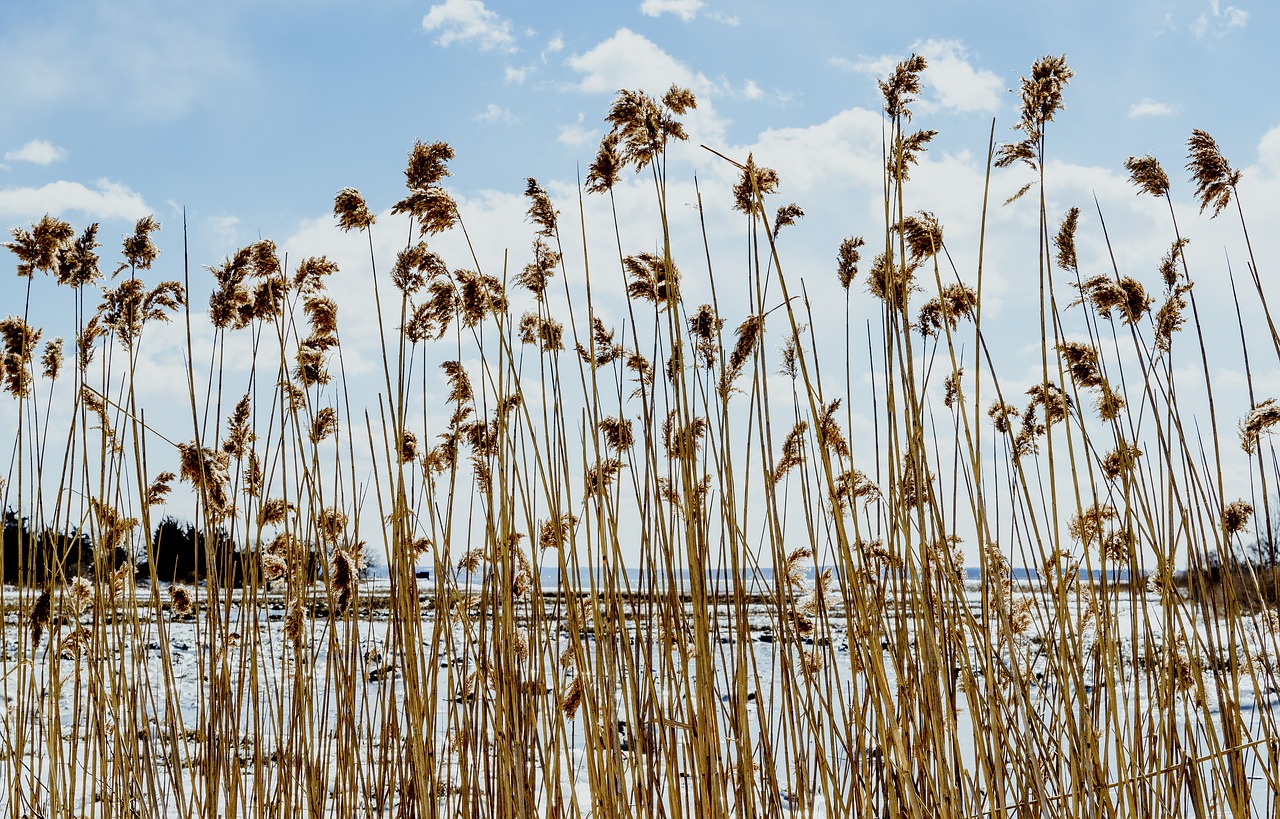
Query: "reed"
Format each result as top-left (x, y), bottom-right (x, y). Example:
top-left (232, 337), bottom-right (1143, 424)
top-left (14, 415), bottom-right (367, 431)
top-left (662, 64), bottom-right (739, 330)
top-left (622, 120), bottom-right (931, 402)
top-left (1, 54), bottom-right (1278, 818)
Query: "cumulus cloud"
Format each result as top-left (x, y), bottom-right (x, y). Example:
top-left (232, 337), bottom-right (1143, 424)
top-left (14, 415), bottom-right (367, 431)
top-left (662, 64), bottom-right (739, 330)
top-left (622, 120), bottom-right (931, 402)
top-left (0, 179), bottom-right (150, 222)
top-left (475, 103), bottom-right (517, 125)
top-left (4, 139), bottom-right (68, 165)
top-left (567, 28), bottom-right (706, 95)
top-left (640, 0), bottom-right (704, 22)
top-left (1192, 0), bottom-right (1249, 37)
top-left (842, 40), bottom-right (1001, 114)
top-left (422, 0), bottom-right (516, 52)
top-left (1129, 98), bottom-right (1176, 117)
top-left (505, 65), bottom-right (529, 84)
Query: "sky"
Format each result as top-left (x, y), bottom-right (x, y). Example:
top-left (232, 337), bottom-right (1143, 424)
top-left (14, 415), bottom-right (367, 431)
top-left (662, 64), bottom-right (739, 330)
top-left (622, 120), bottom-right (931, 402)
top-left (1, 0), bottom-right (1278, 568)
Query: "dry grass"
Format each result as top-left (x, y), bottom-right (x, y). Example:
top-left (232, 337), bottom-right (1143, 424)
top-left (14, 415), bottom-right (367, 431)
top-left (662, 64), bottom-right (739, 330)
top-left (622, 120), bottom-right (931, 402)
top-left (1, 57), bottom-right (1279, 818)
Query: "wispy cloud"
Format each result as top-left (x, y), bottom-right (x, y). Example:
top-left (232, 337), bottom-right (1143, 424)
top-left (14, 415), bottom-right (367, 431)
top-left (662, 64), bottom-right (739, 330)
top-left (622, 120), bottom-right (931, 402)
top-left (1129, 98), bottom-right (1176, 118)
top-left (1192, 0), bottom-right (1249, 38)
top-left (422, 0), bottom-right (516, 52)
top-left (475, 103), bottom-right (517, 125)
top-left (0, 179), bottom-right (149, 221)
top-left (558, 113), bottom-right (598, 147)
top-left (4, 139), bottom-right (68, 165)
top-left (640, 0), bottom-right (704, 22)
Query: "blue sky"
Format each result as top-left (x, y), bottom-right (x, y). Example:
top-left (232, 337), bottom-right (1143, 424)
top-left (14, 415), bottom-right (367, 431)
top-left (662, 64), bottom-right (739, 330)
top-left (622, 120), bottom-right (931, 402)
top-left (2, 0), bottom-right (1277, 566)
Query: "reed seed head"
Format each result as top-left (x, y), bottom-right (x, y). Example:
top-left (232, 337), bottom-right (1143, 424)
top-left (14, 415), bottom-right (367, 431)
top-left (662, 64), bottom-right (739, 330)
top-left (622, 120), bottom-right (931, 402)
top-left (1186, 129), bottom-right (1241, 217)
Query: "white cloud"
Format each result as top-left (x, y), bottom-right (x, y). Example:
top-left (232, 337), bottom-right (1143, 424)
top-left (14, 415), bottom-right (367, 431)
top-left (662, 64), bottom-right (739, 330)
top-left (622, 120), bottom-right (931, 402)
top-left (475, 103), bottom-right (517, 125)
top-left (0, 179), bottom-right (150, 222)
top-left (1193, 1), bottom-right (1249, 37)
top-left (542, 35), bottom-right (564, 61)
top-left (1129, 98), bottom-right (1176, 117)
top-left (558, 114), bottom-right (598, 147)
top-left (206, 214), bottom-right (240, 247)
top-left (505, 65), bottom-right (529, 84)
top-left (4, 139), bottom-right (68, 165)
top-left (422, 0), bottom-right (516, 52)
top-left (707, 11), bottom-right (739, 26)
top-left (838, 40), bottom-right (1000, 114)
top-left (640, 0), bottom-right (704, 22)
top-left (567, 28), bottom-right (706, 95)
top-left (743, 80), bottom-right (764, 101)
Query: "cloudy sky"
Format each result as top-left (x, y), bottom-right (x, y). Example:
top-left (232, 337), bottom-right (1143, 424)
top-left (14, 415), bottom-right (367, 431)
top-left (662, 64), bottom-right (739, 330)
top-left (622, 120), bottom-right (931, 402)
top-left (2, 0), bottom-right (1276, 566)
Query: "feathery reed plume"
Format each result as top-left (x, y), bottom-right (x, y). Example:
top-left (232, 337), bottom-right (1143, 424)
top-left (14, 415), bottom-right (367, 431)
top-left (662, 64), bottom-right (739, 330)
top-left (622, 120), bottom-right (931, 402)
top-left (1240, 399), bottom-right (1280, 454)
top-left (516, 237), bottom-right (560, 302)
top-left (1057, 341), bottom-right (1103, 388)
top-left (283, 601), bottom-right (304, 644)
top-left (90, 497), bottom-right (139, 552)
top-left (688, 303), bottom-right (724, 369)
top-left (888, 132), bottom-right (938, 188)
top-left (1002, 55), bottom-right (1073, 161)
top-left (315, 507), bottom-right (348, 546)
top-left (391, 242), bottom-right (447, 295)
top-left (783, 547), bottom-right (813, 588)
top-left (731, 154), bottom-right (780, 214)
top-left (392, 141), bottom-right (457, 234)
top-left (867, 251), bottom-right (918, 310)
top-left (259, 499), bottom-right (295, 528)
top-left (121, 215), bottom-right (161, 270)
top-left (662, 412), bottom-right (708, 461)
top-left (598, 416), bottom-right (634, 451)
top-left (1124, 155), bottom-right (1170, 198)
top-left (456, 549), bottom-right (485, 574)
top-left (917, 283), bottom-right (977, 337)
top-left (1102, 442), bottom-right (1142, 481)
top-left (455, 268), bottom-right (508, 326)
top-left (39, 337), bottom-right (61, 381)
top-left (1071, 275), bottom-right (1152, 325)
top-left (177, 441), bottom-right (233, 516)
top-left (243, 452), bottom-right (263, 496)
top-left (5, 215), bottom-right (74, 277)
top-left (773, 203), bottom-right (804, 238)
top-left (897, 458), bottom-right (933, 508)
top-left (772, 422), bottom-right (809, 484)
top-left (943, 369), bottom-right (962, 408)
top-left (332, 547), bottom-right (357, 614)
top-left (603, 86), bottom-right (696, 172)
top-left (585, 458), bottom-right (624, 496)
top-left (1186, 129), bottom-right (1241, 217)
top-left (517, 312), bottom-right (564, 352)
top-left (1223, 500), bottom-right (1254, 536)
top-left (539, 514), bottom-right (579, 552)
top-left (623, 252), bottom-right (680, 306)
top-left (333, 188), bottom-right (376, 231)
top-left (779, 336), bottom-right (799, 379)
top-left (310, 406), bottom-right (339, 443)
top-left (897, 212), bottom-right (944, 262)
top-left (817, 399), bottom-right (851, 459)
top-left (722, 314), bottom-right (765, 395)
top-left (169, 585), bottom-right (195, 618)
top-left (879, 54), bottom-right (927, 120)
top-left (146, 471), bottom-right (176, 506)
top-left (1, 316), bottom-right (41, 397)
top-left (837, 236), bottom-right (865, 289)
top-left (77, 316), bottom-right (103, 371)
top-left (585, 132), bottom-right (622, 194)
top-left (58, 224), bottom-right (101, 286)
top-left (222, 394), bottom-right (254, 458)
top-left (1069, 503), bottom-right (1117, 549)
top-left (278, 379), bottom-right (306, 412)
top-left (524, 178), bottom-right (558, 236)
top-left (561, 674), bottom-right (584, 719)
top-left (99, 278), bottom-right (186, 346)
top-left (399, 430), bottom-right (419, 463)
top-left (292, 256), bottom-right (338, 296)
top-left (30, 589), bottom-right (51, 650)
top-left (576, 318), bottom-right (625, 366)
top-left (834, 470), bottom-right (881, 513)
top-left (1054, 207), bottom-right (1080, 270)
top-left (1159, 238), bottom-right (1190, 290)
